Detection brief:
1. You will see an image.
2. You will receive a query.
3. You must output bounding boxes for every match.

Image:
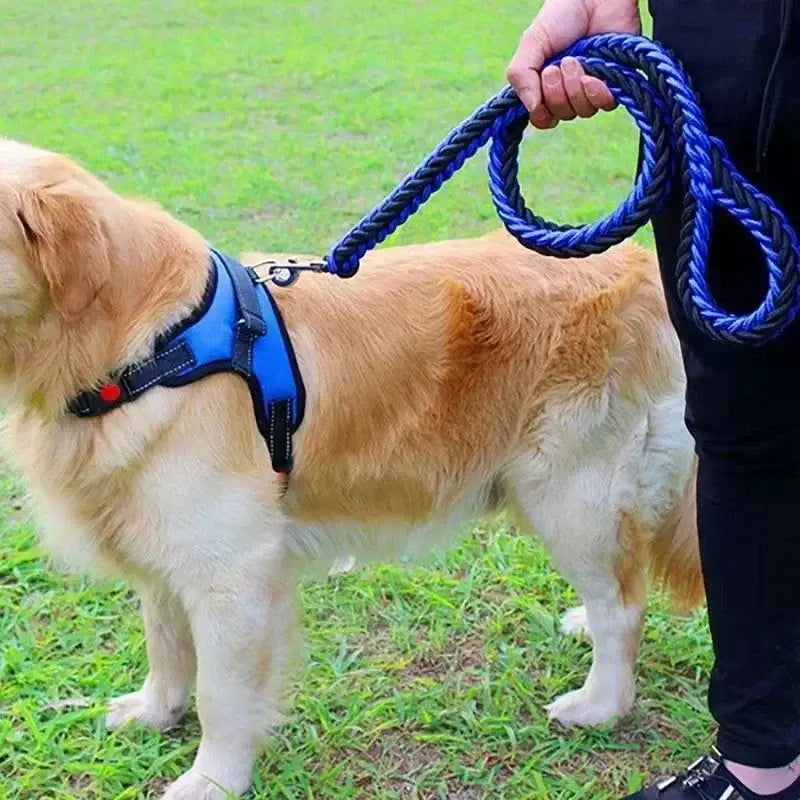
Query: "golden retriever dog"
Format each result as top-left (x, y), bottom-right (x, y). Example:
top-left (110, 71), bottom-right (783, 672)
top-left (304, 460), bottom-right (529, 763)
top-left (0, 138), bottom-right (703, 799)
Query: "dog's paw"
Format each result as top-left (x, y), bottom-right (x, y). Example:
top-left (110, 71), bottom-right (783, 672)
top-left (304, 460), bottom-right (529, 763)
top-left (106, 690), bottom-right (186, 732)
top-left (546, 686), bottom-right (631, 727)
top-left (328, 555), bottom-right (357, 576)
top-left (560, 606), bottom-right (592, 640)
top-left (160, 770), bottom-right (247, 800)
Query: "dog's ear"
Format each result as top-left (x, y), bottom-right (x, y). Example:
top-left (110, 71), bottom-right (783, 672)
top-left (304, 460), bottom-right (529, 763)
top-left (17, 181), bottom-right (111, 321)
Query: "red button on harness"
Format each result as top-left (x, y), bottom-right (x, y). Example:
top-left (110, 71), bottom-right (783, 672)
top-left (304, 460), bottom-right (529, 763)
top-left (98, 383), bottom-right (122, 403)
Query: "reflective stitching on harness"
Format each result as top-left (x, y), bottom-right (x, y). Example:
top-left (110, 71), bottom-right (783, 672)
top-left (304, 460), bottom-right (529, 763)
top-left (123, 354), bottom-right (194, 396)
top-left (247, 329), bottom-right (255, 374)
top-left (269, 406), bottom-right (276, 462)
top-left (125, 342), bottom-right (187, 379)
top-left (284, 401), bottom-right (291, 464)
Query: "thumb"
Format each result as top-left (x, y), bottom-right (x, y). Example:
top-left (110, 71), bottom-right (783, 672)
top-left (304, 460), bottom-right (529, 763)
top-left (506, 26), bottom-right (553, 116)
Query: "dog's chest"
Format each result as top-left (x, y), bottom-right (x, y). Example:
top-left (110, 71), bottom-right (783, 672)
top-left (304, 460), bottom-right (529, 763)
top-left (8, 398), bottom-right (284, 585)
top-left (30, 462), bottom-right (284, 589)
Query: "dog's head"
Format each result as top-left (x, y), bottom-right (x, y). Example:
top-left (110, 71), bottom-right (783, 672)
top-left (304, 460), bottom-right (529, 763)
top-left (0, 138), bottom-right (206, 410)
top-left (0, 139), bottom-right (114, 328)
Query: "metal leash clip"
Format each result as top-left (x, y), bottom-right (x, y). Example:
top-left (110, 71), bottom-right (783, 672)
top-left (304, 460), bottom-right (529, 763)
top-left (248, 257), bottom-right (327, 288)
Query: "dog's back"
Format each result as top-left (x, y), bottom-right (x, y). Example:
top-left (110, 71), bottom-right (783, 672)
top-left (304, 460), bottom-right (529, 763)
top-left (270, 230), bottom-right (686, 520)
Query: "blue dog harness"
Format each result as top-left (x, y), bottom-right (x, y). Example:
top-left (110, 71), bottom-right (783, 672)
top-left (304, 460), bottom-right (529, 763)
top-left (69, 250), bottom-right (305, 473)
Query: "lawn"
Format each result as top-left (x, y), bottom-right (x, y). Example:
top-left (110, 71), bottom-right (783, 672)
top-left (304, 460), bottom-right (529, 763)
top-left (0, 1), bottom-right (713, 798)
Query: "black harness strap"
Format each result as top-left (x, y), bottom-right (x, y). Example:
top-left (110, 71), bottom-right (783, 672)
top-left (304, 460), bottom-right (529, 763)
top-left (69, 341), bottom-right (196, 417)
top-left (121, 341), bottom-right (197, 399)
top-left (268, 398), bottom-right (294, 473)
top-left (221, 252), bottom-right (267, 375)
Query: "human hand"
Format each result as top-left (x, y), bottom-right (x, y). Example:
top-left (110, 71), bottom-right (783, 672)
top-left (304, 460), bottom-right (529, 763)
top-left (506, 0), bottom-right (641, 128)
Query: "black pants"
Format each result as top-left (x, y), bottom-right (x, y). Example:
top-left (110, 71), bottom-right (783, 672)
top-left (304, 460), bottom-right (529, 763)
top-left (648, 0), bottom-right (800, 767)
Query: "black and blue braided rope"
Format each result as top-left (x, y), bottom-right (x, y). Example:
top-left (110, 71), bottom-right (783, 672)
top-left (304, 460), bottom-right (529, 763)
top-left (317, 33), bottom-right (800, 346)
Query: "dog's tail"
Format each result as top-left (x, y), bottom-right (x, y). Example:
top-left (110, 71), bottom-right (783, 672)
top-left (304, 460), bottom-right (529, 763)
top-left (648, 457), bottom-right (705, 613)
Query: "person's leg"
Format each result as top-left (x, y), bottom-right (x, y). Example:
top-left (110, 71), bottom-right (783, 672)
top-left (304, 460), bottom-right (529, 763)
top-left (626, 0), bottom-right (800, 795)
top-left (697, 450), bottom-right (800, 769)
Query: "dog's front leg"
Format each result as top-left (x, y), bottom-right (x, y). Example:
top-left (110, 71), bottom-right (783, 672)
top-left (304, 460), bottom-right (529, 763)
top-left (160, 570), bottom-right (297, 800)
top-left (107, 586), bottom-right (195, 731)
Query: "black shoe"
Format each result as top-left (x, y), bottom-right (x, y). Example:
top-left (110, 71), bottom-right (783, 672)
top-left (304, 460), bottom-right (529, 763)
top-left (624, 751), bottom-right (744, 799)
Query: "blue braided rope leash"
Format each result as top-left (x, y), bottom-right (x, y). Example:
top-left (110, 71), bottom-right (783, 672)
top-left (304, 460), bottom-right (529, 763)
top-left (272, 33), bottom-right (800, 346)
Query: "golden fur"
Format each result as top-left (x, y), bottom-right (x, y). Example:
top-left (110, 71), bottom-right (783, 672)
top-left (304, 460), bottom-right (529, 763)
top-left (0, 140), bottom-right (703, 799)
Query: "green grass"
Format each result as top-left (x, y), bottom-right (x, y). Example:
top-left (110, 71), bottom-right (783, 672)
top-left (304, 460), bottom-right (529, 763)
top-left (0, 1), bottom-right (711, 798)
